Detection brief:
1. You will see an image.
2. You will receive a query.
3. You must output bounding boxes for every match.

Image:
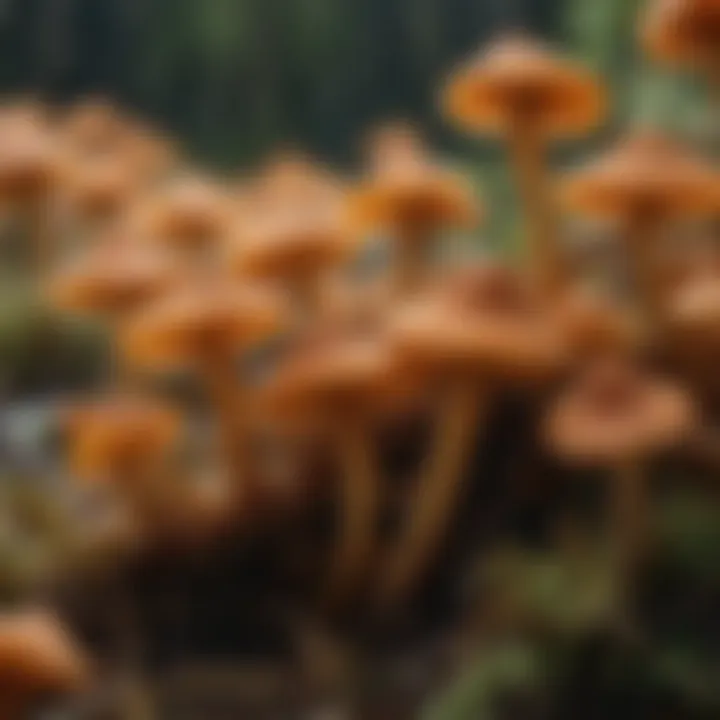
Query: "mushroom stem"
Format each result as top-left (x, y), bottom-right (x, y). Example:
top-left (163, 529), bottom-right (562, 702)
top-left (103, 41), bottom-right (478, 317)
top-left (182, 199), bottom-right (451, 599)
top-left (612, 459), bottom-right (649, 583)
top-left (202, 354), bottom-right (251, 498)
top-left (625, 214), bottom-right (666, 328)
top-left (509, 116), bottom-right (565, 299)
top-left (324, 421), bottom-right (380, 607)
top-left (394, 228), bottom-right (432, 296)
top-left (377, 381), bottom-right (484, 608)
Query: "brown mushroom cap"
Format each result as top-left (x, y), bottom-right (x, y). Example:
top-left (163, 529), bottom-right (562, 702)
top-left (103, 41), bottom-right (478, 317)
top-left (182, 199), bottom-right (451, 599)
top-left (123, 277), bottom-right (286, 370)
top-left (0, 611), bottom-right (89, 696)
top-left (263, 320), bottom-right (399, 429)
top-left (391, 263), bottom-right (568, 383)
top-left (561, 131), bottom-right (720, 220)
top-left (64, 395), bottom-right (182, 483)
top-left (48, 234), bottom-right (179, 318)
top-left (545, 359), bottom-right (696, 465)
top-left (137, 175), bottom-right (232, 250)
top-left (555, 286), bottom-right (645, 361)
top-left (444, 34), bottom-right (606, 138)
top-left (350, 124), bottom-right (479, 236)
top-left (230, 160), bottom-right (355, 281)
top-left (642, 0), bottom-right (720, 69)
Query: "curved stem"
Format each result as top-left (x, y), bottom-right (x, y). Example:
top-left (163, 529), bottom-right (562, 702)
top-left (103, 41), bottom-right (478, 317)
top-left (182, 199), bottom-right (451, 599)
top-left (377, 382), bottom-right (484, 609)
top-left (509, 117), bottom-right (566, 300)
top-left (323, 422), bottom-right (380, 608)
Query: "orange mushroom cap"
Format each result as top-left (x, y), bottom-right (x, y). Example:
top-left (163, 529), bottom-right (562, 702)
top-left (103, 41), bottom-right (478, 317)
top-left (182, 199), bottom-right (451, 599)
top-left (230, 158), bottom-right (355, 281)
top-left (123, 277), bottom-right (286, 370)
top-left (48, 233), bottom-right (179, 318)
top-left (391, 262), bottom-right (568, 383)
top-left (63, 395), bottom-right (182, 483)
top-left (545, 359), bottom-right (696, 465)
top-left (60, 98), bottom-right (129, 156)
top-left (0, 611), bottom-right (89, 697)
top-left (0, 116), bottom-right (60, 204)
top-left (61, 152), bottom-right (141, 225)
top-left (443, 34), bottom-right (606, 138)
top-left (350, 123), bottom-right (479, 236)
top-left (561, 130), bottom-right (720, 219)
top-left (642, 0), bottom-right (720, 69)
top-left (136, 175), bottom-right (233, 250)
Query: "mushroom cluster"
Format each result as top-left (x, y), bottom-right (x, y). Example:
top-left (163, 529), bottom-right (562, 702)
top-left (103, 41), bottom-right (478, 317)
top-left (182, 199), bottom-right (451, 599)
top-left (0, 1), bottom-right (718, 714)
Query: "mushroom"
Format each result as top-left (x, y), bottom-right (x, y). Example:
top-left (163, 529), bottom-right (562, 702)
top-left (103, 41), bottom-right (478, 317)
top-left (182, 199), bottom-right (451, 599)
top-left (544, 359), bottom-right (696, 581)
top-left (0, 610), bottom-right (89, 718)
top-left (444, 34), bottom-right (605, 298)
top-left (263, 319), bottom-right (397, 606)
top-left (64, 394), bottom-right (181, 487)
top-left (378, 262), bottom-right (567, 606)
top-left (350, 123), bottom-right (479, 295)
top-left (642, 0), bottom-right (720, 94)
top-left (48, 231), bottom-right (179, 385)
top-left (0, 112), bottom-right (62, 273)
top-left (122, 277), bottom-right (286, 495)
top-left (561, 131), bottom-right (720, 326)
top-left (229, 157), bottom-right (354, 318)
top-left (555, 285), bottom-right (646, 364)
top-left (60, 97), bottom-right (130, 157)
top-left (60, 151), bottom-right (143, 242)
top-left (136, 174), bottom-right (232, 265)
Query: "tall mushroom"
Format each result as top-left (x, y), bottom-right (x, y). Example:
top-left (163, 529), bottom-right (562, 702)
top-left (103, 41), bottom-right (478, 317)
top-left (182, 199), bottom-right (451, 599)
top-left (378, 263), bottom-right (567, 607)
top-left (544, 359), bottom-right (696, 584)
top-left (0, 610), bottom-right (89, 719)
top-left (561, 131), bottom-right (720, 327)
top-left (444, 35), bottom-right (605, 298)
top-left (350, 123), bottom-right (479, 296)
top-left (263, 319), bottom-right (397, 606)
top-left (123, 276), bottom-right (286, 495)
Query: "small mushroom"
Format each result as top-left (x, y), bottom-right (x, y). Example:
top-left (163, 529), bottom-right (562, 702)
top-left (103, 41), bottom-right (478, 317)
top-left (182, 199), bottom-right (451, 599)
top-left (561, 131), bottom-right (720, 325)
top-left (544, 359), bottom-right (696, 581)
top-left (642, 0), bottom-right (720, 92)
top-left (378, 263), bottom-right (567, 607)
top-left (0, 610), bottom-right (89, 718)
top-left (350, 123), bottom-right (479, 295)
top-left (230, 157), bottom-right (354, 317)
top-left (123, 277), bottom-right (286, 495)
top-left (48, 232), bottom-right (179, 385)
top-left (60, 151), bottom-right (143, 241)
top-left (0, 113), bottom-right (62, 273)
top-left (136, 174), bottom-right (232, 263)
top-left (444, 34), bottom-right (605, 297)
top-left (555, 286), bottom-right (646, 364)
top-left (63, 394), bottom-right (181, 487)
top-left (263, 320), bottom-right (397, 606)
top-left (60, 97), bottom-right (129, 157)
